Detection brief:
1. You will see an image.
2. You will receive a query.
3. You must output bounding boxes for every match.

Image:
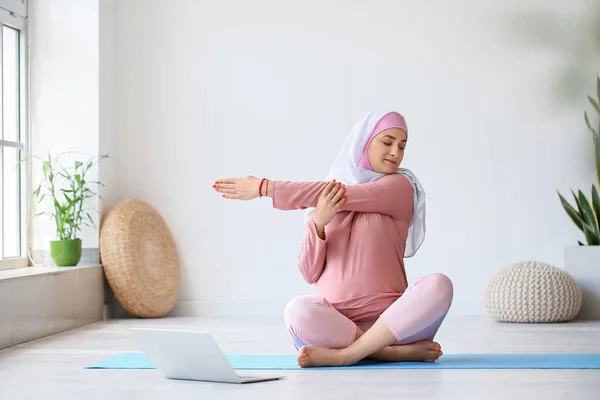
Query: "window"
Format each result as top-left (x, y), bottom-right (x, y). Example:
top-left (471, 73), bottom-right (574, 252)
top-left (0, 0), bottom-right (26, 271)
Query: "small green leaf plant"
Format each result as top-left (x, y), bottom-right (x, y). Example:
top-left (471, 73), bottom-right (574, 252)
top-left (22, 152), bottom-right (109, 241)
top-left (558, 75), bottom-right (600, 245)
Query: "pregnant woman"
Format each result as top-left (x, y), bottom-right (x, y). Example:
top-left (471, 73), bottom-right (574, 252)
top-left (214, 110), bottom-right (453, 368)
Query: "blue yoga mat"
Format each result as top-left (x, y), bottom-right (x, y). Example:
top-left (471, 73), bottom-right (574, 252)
top-left (85, 352), bottom-right (600, 370)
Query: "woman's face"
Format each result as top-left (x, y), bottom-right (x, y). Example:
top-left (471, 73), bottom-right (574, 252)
top-left (367, 128), bottom-right (407, 174)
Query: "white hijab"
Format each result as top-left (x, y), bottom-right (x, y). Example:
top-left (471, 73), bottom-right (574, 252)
top-left (304, 110), bottom-right (426, 258)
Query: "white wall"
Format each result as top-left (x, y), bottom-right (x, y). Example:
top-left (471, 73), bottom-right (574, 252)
top-left (29, 0), bottom-right (101, 251)
top-left (99, 0), bottom-right (118, 215)
top-left (111, 0), bottom-right (600, 316)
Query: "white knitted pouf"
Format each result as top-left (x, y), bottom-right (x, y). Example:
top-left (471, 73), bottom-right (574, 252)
top-left (483, 260), bottom-right (582, 323)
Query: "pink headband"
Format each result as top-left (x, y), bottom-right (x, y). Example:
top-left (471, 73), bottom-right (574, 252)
top-left (358, 112), bottom-right (408, 170)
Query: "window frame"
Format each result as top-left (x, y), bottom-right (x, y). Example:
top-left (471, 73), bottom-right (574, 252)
top-left (0, 0), bottom-right (28, 271)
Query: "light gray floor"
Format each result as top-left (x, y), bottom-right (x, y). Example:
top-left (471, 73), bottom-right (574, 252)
top-left (1, 316), bottom-right (599, 399)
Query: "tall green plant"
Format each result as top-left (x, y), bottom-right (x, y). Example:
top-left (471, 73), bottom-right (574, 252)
top-left (585, 75), bottom-right (600, 184)
top-left (558, 75), bottom-right (600, 245)
top-left (21, 152), bottom-right (109, 241)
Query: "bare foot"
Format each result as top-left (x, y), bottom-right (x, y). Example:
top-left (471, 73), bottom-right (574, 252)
top-left (370, 340), bottom-right (442, 363)
top-left (297, 340), bottom-right (443, 368)
top-left (297, 345), bottom-right (353, 368)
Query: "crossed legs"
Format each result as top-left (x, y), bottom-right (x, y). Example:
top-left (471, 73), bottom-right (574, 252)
top-left (283, 273), bottom-right (453, 367)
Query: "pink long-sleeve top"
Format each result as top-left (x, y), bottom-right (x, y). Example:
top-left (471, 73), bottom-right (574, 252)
top-left (272, 173), bottom-right (415, 325)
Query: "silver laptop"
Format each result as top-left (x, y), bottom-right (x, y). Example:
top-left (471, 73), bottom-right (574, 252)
top-left (130, 327), bottom-right (285, 384)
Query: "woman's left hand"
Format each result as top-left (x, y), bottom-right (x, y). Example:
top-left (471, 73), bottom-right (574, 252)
top-left (213, 176), bottom-right (264, 200)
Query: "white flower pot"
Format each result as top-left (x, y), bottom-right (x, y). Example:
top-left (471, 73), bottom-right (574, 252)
top-left (564, 245), bottom-right (600, 320)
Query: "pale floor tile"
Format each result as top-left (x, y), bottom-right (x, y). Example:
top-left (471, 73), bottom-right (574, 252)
top-left (0, 316), bottom-right (600, 399)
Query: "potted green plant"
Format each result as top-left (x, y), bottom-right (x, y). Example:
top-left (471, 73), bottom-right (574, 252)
top-left (557, 74), bottom-right (600, 319)
top-left (25, 152), bottom-right (109, 267)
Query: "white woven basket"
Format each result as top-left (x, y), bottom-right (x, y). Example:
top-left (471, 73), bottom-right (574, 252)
top-left (483, 260), bottom-right (581, 323)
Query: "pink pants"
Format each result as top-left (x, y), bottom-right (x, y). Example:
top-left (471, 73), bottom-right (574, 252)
top-left (284, 273), bottom-right (453, 349)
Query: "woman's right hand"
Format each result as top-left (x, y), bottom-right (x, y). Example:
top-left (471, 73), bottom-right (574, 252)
top-left (312, 180), bottom-right (347, 234)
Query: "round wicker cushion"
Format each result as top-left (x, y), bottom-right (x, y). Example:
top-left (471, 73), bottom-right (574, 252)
top-left (100, 199), bottom-right (180, 318)
top-left (483, 260), bottom-right (581, 323)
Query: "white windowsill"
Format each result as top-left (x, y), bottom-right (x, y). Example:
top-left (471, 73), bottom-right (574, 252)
top-left (0, 263), bottom-right (102, 281)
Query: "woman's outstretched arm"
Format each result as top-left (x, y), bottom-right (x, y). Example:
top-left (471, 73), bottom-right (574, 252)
top-left (214, 174), bottom-right (413, 219)
top-left (213, 176), bottom-right (326, 208)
